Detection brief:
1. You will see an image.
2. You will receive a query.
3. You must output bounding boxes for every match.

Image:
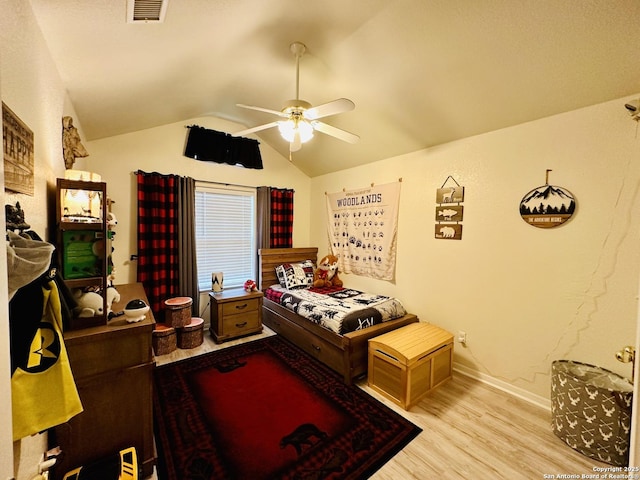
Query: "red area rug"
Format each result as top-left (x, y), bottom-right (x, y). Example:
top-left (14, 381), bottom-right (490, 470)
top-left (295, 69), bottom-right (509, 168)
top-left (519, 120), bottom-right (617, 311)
top-left (153, 335), bottom-right (421, 479)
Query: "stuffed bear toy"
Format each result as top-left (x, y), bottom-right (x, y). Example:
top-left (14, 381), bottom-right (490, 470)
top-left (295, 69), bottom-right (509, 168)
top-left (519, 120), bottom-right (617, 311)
top-left (313, 254), bottom-right (343, 288)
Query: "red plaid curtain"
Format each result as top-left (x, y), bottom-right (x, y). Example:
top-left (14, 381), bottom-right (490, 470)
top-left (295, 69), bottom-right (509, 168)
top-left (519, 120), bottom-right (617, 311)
top-left (269, 188), bottom-right (294, 248)
top-left (136, 171), bottom-right (180, 316)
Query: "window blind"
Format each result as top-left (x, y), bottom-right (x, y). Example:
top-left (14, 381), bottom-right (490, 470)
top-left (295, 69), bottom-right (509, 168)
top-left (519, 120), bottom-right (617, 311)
top-left (194, 183), bottom-right (256, 292)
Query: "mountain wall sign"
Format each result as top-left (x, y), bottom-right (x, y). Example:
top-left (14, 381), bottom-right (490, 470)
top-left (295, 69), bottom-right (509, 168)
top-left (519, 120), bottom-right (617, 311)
top-left (519, 170), bottom-right (576, 228)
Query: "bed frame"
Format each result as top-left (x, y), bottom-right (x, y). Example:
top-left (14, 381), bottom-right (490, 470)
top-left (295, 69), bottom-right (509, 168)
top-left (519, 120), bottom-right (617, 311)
top-left (258, 247), bottom-right (419, 384)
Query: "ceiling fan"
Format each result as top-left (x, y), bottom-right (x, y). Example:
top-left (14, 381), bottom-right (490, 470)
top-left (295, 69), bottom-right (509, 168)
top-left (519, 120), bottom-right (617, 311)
top-left (232, 42), bottom-right (359, 153)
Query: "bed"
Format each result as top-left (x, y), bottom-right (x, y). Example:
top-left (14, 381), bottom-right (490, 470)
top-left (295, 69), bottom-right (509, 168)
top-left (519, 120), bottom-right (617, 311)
top-left (258, 247), bottom-right (419, 384)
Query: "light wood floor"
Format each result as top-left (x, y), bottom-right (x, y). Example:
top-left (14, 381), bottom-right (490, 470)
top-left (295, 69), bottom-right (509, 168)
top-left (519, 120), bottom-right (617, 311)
top-left (152, 329), bottom-right (610, 479)
top-left (362, 374), bottom-right (609, 479)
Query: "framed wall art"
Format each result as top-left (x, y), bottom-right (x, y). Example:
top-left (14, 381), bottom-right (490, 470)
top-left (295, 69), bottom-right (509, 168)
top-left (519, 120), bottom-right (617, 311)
top-left (2, 102), bottom-right (34, 195)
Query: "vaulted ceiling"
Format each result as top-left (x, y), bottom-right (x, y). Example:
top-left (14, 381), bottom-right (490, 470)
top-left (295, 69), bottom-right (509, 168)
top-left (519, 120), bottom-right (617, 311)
top-left (29, 0), bottom-right (640, 177)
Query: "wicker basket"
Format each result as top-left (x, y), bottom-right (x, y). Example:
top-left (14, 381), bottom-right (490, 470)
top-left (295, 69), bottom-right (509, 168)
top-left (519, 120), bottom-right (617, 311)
top-left (152, 324), bottom-right (177, 356)
top-left (177, 317), bottom-right (204, 349)
top-left (164, 296), bottom-right (192, 328)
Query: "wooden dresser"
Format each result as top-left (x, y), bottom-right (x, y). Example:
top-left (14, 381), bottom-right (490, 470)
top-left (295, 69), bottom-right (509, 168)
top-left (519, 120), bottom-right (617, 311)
top-left (51, 283), bottom-right (156, 479)
top-left (209, 288), bottom-right (263, 343)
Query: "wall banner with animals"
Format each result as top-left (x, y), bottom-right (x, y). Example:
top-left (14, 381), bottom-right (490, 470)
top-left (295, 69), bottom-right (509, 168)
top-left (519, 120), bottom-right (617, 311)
top-left (326, 181), bottom-right (401, 281)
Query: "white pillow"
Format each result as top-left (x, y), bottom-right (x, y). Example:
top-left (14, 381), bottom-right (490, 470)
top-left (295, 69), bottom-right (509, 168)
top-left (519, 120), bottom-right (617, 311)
top-left (275, 260), bottom-right (314, 289)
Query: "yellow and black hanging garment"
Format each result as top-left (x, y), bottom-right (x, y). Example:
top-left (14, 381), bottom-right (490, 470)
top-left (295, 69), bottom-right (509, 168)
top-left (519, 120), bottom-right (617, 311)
top-left (10, 270), bottom-right (83, 441)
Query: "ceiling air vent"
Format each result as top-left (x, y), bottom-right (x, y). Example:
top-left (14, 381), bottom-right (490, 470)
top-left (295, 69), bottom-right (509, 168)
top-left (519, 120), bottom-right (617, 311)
top-left (127, 0), bottom-right (167, 23)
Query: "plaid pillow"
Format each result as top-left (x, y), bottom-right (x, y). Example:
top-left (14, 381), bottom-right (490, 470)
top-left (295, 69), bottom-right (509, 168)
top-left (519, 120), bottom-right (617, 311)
top-left (275, 260), bottom-right (314, 289)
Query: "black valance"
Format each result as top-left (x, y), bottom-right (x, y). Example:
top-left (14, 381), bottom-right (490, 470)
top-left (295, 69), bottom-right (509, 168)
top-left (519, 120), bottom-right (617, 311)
top-left (184, 126), bottom-right (263, 170)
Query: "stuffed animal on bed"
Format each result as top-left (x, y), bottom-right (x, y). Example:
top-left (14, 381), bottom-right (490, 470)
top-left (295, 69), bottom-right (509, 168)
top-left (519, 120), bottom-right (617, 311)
top-left (313, 254), bottom-right (343, 288)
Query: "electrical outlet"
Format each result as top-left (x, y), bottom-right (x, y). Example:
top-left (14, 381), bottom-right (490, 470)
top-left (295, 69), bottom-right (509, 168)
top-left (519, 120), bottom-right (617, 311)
top-left (457, 330), bottom-right (467, 344)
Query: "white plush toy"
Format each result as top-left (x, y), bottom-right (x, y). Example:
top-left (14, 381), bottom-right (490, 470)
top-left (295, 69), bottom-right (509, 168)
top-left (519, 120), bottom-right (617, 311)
top-left (74, 290), bottom-right (104, 318)
top-left (106, 286), bottom-right (121, 314)
top-left (73, 286), bottom-right (120, 318)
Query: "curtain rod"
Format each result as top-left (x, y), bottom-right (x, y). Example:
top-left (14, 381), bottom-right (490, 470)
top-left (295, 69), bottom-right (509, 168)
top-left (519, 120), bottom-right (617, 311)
top-left (134, 172), bottom-right (293, 192)
top-left (195, 181), bottom-right (295, 193)
top-left (133, 170), bottom-right (246, 189)
top-left (197, 179), bottom-right (256, 189)
top-left (197, 180), bottom-right (294, 192)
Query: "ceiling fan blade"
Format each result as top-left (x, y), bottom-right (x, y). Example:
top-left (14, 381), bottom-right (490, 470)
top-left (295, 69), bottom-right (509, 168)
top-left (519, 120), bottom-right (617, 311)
top-left (304, 98), bottom-right (355, 120)
top-left (313, 121), bottom-right (360, 144)
top-left (232, 121), bottom-right (280, 137)
top-left (236, 103), bottom-right (288, 118)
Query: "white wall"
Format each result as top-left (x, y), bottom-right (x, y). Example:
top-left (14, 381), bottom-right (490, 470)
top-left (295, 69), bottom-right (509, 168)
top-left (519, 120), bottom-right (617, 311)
top-left (311, 96), bottom-right (640, 404)
top-left (0, 24), bottom-right (11, 480)
top-left (1, 0), bottom-right (74, 477)
top-left (81, 116), bottom-right (311, 316)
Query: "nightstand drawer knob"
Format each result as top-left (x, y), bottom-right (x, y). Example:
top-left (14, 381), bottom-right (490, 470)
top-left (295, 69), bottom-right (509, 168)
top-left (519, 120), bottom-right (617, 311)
top-left (236, 322), bottom-right (247, 328)
top-left (235, 304), bottom-right (248, 310)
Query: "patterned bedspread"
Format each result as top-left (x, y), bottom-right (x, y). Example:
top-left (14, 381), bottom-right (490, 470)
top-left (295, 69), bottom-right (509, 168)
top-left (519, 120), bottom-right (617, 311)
top-left (264, 285), bottom-right (407, 335)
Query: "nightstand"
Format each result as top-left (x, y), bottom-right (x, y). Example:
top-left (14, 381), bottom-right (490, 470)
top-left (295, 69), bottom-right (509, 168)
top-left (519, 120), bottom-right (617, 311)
top-left (209, 288), bottom-right (263, 343)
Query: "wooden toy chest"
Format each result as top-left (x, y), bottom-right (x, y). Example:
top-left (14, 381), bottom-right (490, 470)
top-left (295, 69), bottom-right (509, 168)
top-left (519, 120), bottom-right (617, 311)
top-left (368, 322), bottom-right (453, 410)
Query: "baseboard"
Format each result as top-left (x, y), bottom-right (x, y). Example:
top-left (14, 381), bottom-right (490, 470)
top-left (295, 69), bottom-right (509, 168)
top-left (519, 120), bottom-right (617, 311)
top-left (453, 363), bottom-right (551, 411)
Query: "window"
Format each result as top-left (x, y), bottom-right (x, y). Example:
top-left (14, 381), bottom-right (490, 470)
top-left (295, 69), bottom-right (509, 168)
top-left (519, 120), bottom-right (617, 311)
top-left (194, 183), bottom-right (256, 292)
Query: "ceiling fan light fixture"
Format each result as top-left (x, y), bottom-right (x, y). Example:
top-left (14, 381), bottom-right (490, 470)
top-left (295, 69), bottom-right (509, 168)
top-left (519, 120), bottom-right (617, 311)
top-left (233, 41), bottom-right (358, 149)
top-left (278, 118), bottom-right (314, 143)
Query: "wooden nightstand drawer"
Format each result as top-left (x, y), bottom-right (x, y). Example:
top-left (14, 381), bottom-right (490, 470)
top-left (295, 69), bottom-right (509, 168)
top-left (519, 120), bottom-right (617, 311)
top-left (222, 297), bottom-right (259, 316)
top-left (209, 288), bottom-right (263, 343)
top-left (223, 311), bottom-right (261, 337)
